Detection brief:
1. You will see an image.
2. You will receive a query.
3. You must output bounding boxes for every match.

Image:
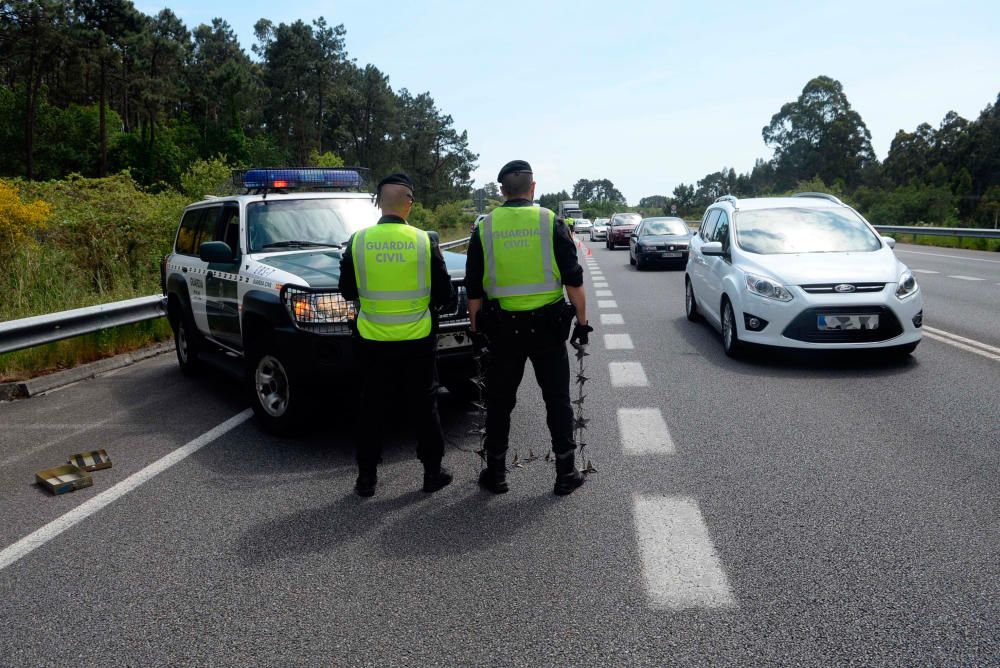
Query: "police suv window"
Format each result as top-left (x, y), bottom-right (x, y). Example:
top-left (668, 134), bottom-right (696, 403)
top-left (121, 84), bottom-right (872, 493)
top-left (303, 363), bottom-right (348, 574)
top-left (176, 208), bottom-right (213, 256)
top-left (217, 205), bottom-right (240, 256)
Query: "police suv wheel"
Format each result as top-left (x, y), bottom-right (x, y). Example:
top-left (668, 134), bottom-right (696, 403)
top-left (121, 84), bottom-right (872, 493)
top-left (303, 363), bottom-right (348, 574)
top-left (248, 350), bottom-right (301, 433)
top-left (173, 313), bottom-right (203, 376)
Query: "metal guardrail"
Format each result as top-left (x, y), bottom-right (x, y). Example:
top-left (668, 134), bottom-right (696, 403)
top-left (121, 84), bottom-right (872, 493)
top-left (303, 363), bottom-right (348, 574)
top-left (0, 296), bottom-right (166, 355)
top-left (873, 225), bottom-right (1000, 240)
top-left (440, 236), bottom-right (472, 250)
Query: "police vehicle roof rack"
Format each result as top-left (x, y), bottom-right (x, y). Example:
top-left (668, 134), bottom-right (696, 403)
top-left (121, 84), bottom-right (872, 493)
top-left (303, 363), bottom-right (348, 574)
top-left (714, 195), bottom-right (738, 204)
top-left (793, 191), bottom-right (844, 205)
top-left (232, 167), bottom-right (372, 194)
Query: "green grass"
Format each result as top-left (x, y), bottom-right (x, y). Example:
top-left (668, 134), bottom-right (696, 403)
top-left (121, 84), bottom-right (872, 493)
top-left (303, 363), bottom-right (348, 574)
top-left (0, 319), bottom-right (173, 383)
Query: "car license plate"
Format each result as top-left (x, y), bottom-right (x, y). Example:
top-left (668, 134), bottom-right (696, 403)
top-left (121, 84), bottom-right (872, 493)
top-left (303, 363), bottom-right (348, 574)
top-left (438, 331), bottom-right (472, 350)
top-left (661, 252), bottom-right (682, 258)
top-left (817, 314), bottom-right (879, 331)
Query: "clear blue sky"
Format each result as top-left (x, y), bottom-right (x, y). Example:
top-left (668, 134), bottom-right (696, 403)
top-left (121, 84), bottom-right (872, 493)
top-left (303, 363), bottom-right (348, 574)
top-left (137, 0), bottom-right (1000, 204)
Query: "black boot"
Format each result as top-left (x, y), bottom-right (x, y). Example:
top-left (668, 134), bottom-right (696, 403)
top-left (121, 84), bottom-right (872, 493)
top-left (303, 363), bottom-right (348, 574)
top-left (478, 457), bottom-right (508, 494)
top-left (355, 468), bottom-right (377, 497)
top-left (553, 451), bottom-right (585, 496)
top-left (423, 464), bottom-right (454, 493)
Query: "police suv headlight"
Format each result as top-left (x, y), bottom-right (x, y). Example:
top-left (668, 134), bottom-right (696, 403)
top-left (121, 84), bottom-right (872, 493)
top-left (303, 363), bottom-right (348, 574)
top-left (895, 270), bottom-right (918, 300)
top-left (289, 292), bottom-right (355, 323)
top-left (744, 272), bottom-right (793, 302)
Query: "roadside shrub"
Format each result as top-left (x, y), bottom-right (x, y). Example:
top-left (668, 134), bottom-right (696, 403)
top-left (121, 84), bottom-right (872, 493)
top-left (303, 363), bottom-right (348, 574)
top-left (0, 180), bottom-right (51, 268)
top-left (16, 173), bottom-right (186, 294)
top-left (181, 155), bottom-right (238, 201)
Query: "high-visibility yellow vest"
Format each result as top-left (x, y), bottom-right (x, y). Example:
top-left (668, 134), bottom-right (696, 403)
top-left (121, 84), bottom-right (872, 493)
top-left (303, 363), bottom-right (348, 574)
top-left (352, 223), bottom-right (432, 341)
top-left (479, 206), bottom-right (564, 312)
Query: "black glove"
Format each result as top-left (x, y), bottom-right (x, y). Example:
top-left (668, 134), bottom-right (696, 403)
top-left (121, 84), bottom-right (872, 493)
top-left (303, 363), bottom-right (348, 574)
top-left (570, 321), bottom-right (594, 347)
top-left (470, 330), bottom-right (489, 350)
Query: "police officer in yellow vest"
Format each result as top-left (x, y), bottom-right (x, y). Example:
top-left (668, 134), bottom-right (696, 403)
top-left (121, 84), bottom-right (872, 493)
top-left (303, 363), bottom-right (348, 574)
top-left (466, 160), bottom-right (594, 495)
top-left (338, 173), bottom-right (455, 497)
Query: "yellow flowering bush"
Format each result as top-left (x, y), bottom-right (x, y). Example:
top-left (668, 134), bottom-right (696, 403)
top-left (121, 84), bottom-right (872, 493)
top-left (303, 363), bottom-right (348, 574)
top-left (0, 180), bottom-right (51, 263)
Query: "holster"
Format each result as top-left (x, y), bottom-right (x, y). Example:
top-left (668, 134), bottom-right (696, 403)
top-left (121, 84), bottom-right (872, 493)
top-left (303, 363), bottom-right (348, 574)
top-left (477, 299), bottom-right (501, 337)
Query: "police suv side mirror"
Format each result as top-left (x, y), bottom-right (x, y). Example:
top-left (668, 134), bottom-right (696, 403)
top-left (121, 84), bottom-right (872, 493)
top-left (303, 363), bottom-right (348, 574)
top-left (199, 241), bottom-right (236, 263)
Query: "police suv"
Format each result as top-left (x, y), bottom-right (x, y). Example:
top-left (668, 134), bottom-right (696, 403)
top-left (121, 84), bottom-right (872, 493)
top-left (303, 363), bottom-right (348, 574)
top-left (161, 168), bottom-right (474, 432)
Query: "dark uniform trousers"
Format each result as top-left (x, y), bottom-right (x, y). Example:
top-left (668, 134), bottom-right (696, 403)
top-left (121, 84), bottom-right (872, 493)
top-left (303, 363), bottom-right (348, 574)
top-left (355, 335), bottom-right (445, 471)
top-left (483, 304), bottom-right (576, 460)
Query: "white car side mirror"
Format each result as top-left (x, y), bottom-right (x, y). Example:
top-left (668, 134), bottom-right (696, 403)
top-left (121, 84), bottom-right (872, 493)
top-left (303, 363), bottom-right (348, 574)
top-left (881, 236), bottom-right (896, 249)
top-left (701, 241), bottom-right (725, 257)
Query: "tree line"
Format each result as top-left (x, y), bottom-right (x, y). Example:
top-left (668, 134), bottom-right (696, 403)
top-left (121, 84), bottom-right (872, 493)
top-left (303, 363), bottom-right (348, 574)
top-left (654, 76), bottom-right (1000, 228)
top-left (0, 1), bottom-right (477, 205)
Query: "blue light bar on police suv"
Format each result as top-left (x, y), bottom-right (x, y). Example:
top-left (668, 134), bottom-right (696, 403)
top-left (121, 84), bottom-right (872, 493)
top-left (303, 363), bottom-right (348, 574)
top-left (233, 167), bottom-right (370, 191)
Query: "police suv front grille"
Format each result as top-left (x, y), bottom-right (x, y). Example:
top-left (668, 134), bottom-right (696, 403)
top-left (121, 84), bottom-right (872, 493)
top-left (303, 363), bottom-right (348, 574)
top-left (800, 283), bottom-right (886, 294)
top-left (782, 306), bottom-right (902, 343)
top-left (281, 285), bottom-right (354, 335)
top-left (436, 283), bottom-right (468, 323)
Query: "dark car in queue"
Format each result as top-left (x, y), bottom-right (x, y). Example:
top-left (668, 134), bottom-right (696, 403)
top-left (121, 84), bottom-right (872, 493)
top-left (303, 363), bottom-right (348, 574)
top-left (605, 212), bottom-right (642, 249)
top-left (629, 217), bottom-right (693, 269)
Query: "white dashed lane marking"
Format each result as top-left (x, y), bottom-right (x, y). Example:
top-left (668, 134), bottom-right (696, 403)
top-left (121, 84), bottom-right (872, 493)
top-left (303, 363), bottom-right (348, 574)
top-left (601, 313), bottom-right (624, 325)
top-left (604, 333), bottom-right (634, 350)
top-left (911, 269), bottom-right (939, 274)
top-left (598, 300), bottom-right (618, 309)
top-left (618, 408), bottom-right (673, 453)
top-left (596, 290), bottom-right (614, 297)
top-left (948, 275), bottom-right (985, 281)
top-left (594, 282), bottom-right (609, 288)
top-left (609, 362), bottom-right (648, 387)
top-left (633, 495), bottom-right (737, 610)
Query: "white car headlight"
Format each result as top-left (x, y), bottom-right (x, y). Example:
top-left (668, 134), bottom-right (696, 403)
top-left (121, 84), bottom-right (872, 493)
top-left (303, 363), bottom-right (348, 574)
top-left (289, 292), bottom-right (355, 323)
top-left (745, 272), bottom-right (793, 302)
top-left (895, 270), bottom-right (918, 299)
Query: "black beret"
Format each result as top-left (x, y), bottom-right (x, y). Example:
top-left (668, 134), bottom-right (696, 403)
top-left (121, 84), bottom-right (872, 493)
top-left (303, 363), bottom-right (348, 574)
top-left (377, 172), bottom-right (414, 192)
top-left (497, 160), bottom-right (532, 183)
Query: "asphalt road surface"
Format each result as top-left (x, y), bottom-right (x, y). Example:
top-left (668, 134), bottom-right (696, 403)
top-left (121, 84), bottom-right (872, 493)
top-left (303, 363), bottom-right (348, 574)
top-left (1, 239), bottom-right (997, 667)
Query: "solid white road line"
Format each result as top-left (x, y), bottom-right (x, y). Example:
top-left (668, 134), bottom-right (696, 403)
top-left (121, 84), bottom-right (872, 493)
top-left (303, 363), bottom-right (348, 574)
top-left (948, 275), bottom-right (985, 281)
top-left (896, 248), bottom-right (1000, 264)
top-left (618, 408), bottom-right (673, 453)
top-left (0, 409), bottom-right (253, 573)
top-left (598, 300), bottom-right (618, 309)
top-left (922, 325), bottom-right (1000, 361)
top-left (923, 332), bottom-right (1000, 362)
top-left (911, 269), bottom-right (939, 274)
top-left (604, 333), bottom-right (634, 350)
top-left (609, 362), bottom-right (648, 387)
top-left (633, 495), bottom-right (737, 610)
top-left (594, 282), bottom-right (609, 289)
top-left (601, 313), bottom-right (624, 325)
top-left (596, 290), bottom-right (614, 297)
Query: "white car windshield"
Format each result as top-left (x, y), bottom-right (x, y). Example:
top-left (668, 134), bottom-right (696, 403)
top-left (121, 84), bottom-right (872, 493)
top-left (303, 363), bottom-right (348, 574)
top-left (247, 198), bottom-right (379, 252)
top-left (614, 214), bottom-right (641, 226)
top-left (735, 207), bottom-right (881, 254)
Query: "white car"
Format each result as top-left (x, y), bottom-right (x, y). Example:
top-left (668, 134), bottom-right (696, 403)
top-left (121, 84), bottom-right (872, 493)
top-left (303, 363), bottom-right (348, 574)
top-left (685, 193), bottom-right (923, 357)
top-left (574, 218), bottom-right (593, 234)
top-left (590, 218), bottom-right (609, 241)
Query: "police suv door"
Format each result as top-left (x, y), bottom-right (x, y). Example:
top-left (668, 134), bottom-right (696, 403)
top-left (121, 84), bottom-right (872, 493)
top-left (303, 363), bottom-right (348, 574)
top-left (204, 203), bottom-right (243, 349)
top-left (173, 206), bottom-right (216, 335)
